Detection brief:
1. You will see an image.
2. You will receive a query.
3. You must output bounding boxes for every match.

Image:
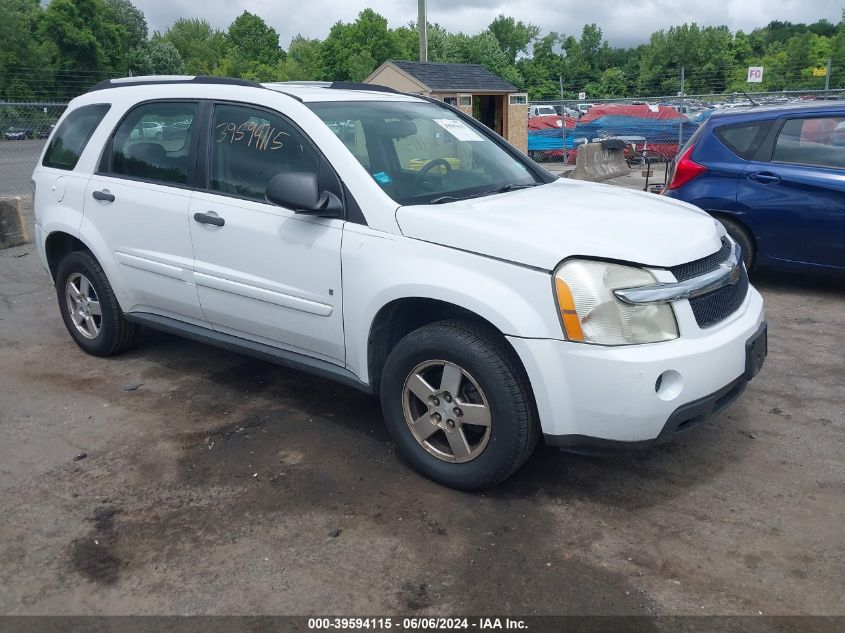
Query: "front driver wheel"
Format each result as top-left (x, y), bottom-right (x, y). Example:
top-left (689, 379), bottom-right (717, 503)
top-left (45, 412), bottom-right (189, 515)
top-left (380, 320), bottom-right (538, 490)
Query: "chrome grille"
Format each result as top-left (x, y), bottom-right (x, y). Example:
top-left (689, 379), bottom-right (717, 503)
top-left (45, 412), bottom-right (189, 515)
top-left (672, 238), bottom-right (749, 328)
top-left (670, 237), bottom-right (731, 282)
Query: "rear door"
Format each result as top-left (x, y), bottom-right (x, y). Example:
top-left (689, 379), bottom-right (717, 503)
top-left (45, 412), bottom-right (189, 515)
top-left (85, 100), bottom-right (205, 321)
top-left (737, 114), bottom-right (845, 269)
top-left (187, 101), bottom-right (345, 363)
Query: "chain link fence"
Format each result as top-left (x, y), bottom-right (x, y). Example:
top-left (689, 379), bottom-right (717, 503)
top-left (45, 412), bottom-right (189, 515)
top-left (0, 102), bottom-right (67, 197)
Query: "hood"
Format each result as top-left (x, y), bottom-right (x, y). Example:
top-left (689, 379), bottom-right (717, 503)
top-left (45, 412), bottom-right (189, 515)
top-left (396, 179), bottom-right (723, 271)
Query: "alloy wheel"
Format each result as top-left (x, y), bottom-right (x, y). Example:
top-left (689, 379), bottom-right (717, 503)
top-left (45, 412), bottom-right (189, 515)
top-left (65, 272), bottom-right (102, 339)
top-left (401, 360), bottom-right (492, 463)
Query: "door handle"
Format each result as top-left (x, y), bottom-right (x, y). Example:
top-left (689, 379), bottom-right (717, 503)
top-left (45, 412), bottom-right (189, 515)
top-left (747, 172), bottom-right (781, 184)
top-left (92, 190), bottom-right (115, 202)
top-left (193, 212), bottom-right (225, 227)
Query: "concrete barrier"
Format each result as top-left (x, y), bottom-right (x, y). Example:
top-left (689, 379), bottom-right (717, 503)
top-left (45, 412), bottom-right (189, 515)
top-left (568, 139), bottom-right (630, 182)
top-left (0, 197), bottom-right (29, 249)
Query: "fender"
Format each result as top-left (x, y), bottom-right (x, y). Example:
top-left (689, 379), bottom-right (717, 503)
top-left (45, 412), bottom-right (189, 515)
top-left (341, 226), bottom-right (563, 383)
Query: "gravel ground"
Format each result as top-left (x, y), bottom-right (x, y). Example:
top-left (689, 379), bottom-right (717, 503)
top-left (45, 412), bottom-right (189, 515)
top-left (0, 211), bottom-right (843, 616)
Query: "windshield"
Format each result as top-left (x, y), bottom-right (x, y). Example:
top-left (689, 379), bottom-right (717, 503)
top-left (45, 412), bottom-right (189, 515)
top-left (308, 100), bottom-right (542, 205)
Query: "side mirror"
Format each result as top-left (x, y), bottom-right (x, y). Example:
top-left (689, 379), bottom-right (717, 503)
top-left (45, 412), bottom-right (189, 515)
top-left (265, 172), bottom-right (343, 218)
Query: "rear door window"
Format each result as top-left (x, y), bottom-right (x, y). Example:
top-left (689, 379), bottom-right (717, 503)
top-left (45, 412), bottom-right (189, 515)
top-left (773, 117), bottom-right (845, 169)
top-left (42, 104), bottom-right (110, 170)
top-left (106, 102), bottom-right (199, 185)
top-left (714, 121), bottom-right (772, 159)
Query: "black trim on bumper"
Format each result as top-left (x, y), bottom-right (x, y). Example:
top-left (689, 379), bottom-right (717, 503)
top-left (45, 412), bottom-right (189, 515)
top-left (544, 376), bottom-right (748, 455)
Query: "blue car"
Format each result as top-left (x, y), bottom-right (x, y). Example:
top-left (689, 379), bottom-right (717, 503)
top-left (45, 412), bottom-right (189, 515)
top-left (663, 102), bottom-right (845, 273)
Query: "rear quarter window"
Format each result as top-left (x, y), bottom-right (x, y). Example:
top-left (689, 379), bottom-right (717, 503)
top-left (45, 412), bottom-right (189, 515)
top-left (713, 121), bottom-right (772, 159)
top-left (680, 120), bottom-right (706, 156)
top-left (42, 104), bottom-right (110, 170)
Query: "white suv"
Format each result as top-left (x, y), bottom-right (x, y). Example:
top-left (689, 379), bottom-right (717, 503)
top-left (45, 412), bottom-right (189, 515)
top-left (32, 76), bottom-right (767, 489)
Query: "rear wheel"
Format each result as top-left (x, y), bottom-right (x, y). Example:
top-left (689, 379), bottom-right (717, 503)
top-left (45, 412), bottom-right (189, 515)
top-left (380, 320), bottom-right (538, 490)
top-left (718, 216), bottom-right (756, 272)
top-left (56, 250), bottom-right (139, 356)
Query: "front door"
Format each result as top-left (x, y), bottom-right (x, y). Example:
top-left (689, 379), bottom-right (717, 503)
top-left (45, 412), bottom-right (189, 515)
top-left (737, 114), bottom-right (845, 269)
top-left (84, 100), bottom-right (205, 322)
top-left (188, 102), bottom-right (345, 363)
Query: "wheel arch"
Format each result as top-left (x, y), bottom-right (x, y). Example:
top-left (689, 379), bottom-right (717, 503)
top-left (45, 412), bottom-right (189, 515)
top-left (366, 297), bottom-right (534, 396)
top-left (708, 211), bottom-right (759, 264)
top-left (45, 231), bottom-right (93, 282)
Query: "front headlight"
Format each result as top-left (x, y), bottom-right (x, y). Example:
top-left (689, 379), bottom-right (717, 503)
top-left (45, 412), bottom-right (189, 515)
top-left (553, 259), bottom-right (678, 345)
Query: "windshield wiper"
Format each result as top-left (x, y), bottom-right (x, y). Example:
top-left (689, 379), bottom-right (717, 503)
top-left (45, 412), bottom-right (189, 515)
top-left (428, 183), bottom-right (541, 205)
top-left (429, 195), bottom-right (465, 204)
top-left (496, 183), bottom-right (541, 193)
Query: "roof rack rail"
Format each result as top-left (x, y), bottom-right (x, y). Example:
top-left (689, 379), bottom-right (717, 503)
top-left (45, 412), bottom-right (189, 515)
top-left (88, 75), bottom-right (264, 93)
top-left (279, 81), bottom-right (333, 87)
top-left (328, 81), bottom-right (399, 94)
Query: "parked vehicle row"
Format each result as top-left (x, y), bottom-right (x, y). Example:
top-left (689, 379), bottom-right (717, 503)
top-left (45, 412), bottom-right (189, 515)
top-left (4, 125), bottom-right (53, 140)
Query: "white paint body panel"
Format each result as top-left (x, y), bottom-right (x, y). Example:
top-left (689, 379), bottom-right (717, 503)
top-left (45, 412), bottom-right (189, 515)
top-left (83, 174), bottom-right (205, 321)
top-left (397, 178), bottom-right (722, 270)
top-left (188, 191), bottom-right (345, 363)
top-left (32, 80), bottom-right (766, 445)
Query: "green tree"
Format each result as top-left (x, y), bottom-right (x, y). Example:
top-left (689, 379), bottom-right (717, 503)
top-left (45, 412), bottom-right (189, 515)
top-left (0, 0), bottom-right (46, 99)
top-left (128, 39), bottom-right (185, 75)
top-left (321, 9), bottom-right (403, 80)
top-left (831, 14), bottom-right (845, 88)
top-left (637, 23), bottom-right (734, 95)
top-left (585, 67), bottom-right (628, 98)
top-left (39, 0), bottom-right (123, 75)
top-left (158, 18), bottom-right (226, 75)
top-left (102, 0), bottom-right (147, 49)
top-left (516, 31), bottom-right (564, 98)
top-left (392, 23), bottom-right (419, 60)
top-left (488, 15), bottom-right (539, 64)
top-left (578, 24), bottom-right (604, 71)
top-left (278, 35), bottom-right (324, 80)
top-left (225, 11), bottom-right (282, 67)
top-left (437, 30), bottom-right (523, 87)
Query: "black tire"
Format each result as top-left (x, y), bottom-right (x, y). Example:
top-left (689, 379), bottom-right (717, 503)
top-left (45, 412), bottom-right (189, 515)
top-left (718, 216), bottom-right (756, 272)
top-left (380, 320), bottom-right (538, 490)
top-left (55, 250), bottom-right (140, 357)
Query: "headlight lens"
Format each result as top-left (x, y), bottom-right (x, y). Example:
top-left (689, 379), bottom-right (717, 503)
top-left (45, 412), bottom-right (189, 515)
top-left (554, 259), bottom-right (678, 345)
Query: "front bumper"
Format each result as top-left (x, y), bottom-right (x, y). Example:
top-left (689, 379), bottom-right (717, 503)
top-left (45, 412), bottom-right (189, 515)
top-left (507, 285), bottom-right (765, 445)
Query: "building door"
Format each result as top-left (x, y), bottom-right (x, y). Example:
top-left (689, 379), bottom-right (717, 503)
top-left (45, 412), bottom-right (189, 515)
top-left (474, 95), bottom-right (499, 134)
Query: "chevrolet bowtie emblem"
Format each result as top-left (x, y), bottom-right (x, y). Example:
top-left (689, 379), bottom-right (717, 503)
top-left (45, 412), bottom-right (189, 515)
top-left (724, 261), bottom-right (741, 284)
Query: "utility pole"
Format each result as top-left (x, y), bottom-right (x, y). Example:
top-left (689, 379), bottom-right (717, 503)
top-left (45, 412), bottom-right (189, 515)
top-left (678, 66), bottom-right (685, 151)
top-left (559, 76), bottom-right (567, 165)
top-left (418, 0), bottom-right (428, 62)
top-left (825, 58), bottom-right (831, 93)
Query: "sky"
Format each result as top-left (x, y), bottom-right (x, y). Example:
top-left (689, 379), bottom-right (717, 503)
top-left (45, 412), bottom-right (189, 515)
top-left (132, 0), bottom-right (843, 48)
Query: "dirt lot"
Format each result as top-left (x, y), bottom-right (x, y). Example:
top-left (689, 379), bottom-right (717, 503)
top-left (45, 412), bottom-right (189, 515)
top-left (0, 218), bottom-right (843, 616)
